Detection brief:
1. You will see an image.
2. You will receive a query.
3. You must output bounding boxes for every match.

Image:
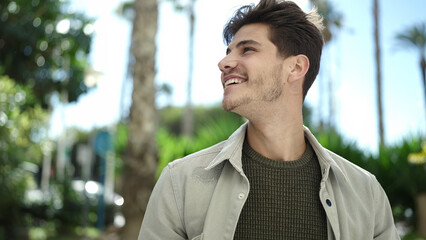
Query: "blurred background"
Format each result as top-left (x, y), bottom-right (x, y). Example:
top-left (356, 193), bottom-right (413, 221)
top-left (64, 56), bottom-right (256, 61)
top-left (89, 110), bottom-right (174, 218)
top-left (0, 0), bottom-right (425, 239)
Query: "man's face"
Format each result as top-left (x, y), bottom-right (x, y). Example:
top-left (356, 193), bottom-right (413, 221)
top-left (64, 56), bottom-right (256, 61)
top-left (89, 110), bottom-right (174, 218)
top-left (218, 23), bottom-right (289, 113)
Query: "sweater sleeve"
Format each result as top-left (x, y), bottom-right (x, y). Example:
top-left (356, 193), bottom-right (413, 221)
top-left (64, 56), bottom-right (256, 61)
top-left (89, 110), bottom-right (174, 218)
top-left (138, 166), bottom-right (187, 240)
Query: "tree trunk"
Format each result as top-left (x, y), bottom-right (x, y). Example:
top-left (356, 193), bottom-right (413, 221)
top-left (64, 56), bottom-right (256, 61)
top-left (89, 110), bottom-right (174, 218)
top-left (420, 56), bottom-right (426, 126)
top-left (309, 0), bottom-right (337, 128)
top-left (417, 193), bottom-right (426, 236)
top-left (120, 0), bottom-right (158, 239)
top-left (373, 0), bottom-right (385, 148)
top-left (182, 0), bottom-right (196, 137)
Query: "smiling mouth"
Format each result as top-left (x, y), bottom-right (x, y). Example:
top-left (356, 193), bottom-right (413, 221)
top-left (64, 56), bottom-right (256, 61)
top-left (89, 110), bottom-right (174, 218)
top-left (224, 78), bottom-right (245, 88)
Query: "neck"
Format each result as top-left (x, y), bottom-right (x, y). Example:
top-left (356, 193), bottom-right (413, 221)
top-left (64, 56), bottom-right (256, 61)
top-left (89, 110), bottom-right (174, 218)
top-left (244, 102), bottom-right (306, 162)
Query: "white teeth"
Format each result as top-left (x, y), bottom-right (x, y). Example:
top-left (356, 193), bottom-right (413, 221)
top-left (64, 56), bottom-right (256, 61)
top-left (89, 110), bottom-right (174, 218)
top-left (225, 78), bottom-right (243, 87)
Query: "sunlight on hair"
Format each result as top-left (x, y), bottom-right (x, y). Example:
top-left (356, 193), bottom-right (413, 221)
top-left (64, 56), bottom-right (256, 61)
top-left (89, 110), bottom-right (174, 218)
top-left (287, 0), bottom-right (325, 32)
top-left (306, 6), bottom-right (325, 32)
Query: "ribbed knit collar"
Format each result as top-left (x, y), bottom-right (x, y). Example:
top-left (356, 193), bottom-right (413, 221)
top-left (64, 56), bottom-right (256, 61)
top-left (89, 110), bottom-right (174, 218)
top-left (242, 137), bottom-right (315, 169)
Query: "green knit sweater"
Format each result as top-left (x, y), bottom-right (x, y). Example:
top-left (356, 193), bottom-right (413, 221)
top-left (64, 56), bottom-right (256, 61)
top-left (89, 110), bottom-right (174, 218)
top-left (233, 138), bottom-right (327, 240)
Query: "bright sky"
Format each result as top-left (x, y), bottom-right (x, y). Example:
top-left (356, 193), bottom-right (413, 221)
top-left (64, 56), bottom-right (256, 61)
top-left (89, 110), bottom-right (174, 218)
top-left (51, 0), bottom-right (426, 154)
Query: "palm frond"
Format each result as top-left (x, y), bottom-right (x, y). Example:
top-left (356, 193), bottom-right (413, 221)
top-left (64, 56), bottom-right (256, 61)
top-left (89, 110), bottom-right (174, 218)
top-left (396, 23), bottom-right (426, 53)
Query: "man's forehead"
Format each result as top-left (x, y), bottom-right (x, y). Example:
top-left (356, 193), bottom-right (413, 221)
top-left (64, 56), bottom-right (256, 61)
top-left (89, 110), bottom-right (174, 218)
top-left (227, 23), bottom-right (270, 48)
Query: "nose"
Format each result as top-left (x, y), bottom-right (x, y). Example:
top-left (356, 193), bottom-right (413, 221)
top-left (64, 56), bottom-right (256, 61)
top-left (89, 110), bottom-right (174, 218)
top-left (218, 54), bottom-right (237, 73)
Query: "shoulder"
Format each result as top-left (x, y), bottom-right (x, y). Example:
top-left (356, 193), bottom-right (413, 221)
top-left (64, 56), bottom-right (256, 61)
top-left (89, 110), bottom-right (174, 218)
top-left (326, 149), bottom-right (376, 182)
top-left (324, 149), bottom-right (385, 204)
top-left (166, 140), bottom-right (226, 174)
top-left (303, 126), bottom-right (377, 184)
top-left (161, 122), bottom-right (247, 187)
top-left (325, 149), bottom-right (398, 238)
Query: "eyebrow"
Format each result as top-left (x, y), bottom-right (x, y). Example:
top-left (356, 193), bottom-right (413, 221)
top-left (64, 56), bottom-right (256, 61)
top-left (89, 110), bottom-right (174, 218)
top-left (226, 39), bottom-right (261, 55)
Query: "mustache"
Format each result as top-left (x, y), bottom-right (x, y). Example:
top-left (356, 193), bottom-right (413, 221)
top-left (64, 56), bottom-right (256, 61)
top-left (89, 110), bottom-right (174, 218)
top-left (223, 68), bottom-right (248, 78)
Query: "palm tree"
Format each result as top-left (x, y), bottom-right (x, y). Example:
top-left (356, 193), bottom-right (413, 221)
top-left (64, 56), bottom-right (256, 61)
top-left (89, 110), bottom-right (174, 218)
top-left (396, 23), bottom-right (426, 122)
top-left (311, 0), bottom-right (343, 45)
top-left (396, 22), bottom-right (426, 236)
top-left (373, 0), bottom-right (385, 147)
top-left (309, 0), bottom-right (343, 128)
top-left (120, 0), bottom-right (158, 238)
top-left (171, 0), bottom-right (197, 137)
top-left (182, 0), bottom-right (196, 137)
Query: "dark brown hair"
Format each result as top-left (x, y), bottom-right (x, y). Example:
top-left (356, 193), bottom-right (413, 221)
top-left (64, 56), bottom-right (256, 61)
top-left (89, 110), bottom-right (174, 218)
top-left (223, 0), bottom-right (324, 99)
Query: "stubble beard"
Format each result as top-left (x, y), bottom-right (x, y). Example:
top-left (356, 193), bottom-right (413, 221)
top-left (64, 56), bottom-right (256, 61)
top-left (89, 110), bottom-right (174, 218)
top-left (222, 64), bottom-right (284, 112)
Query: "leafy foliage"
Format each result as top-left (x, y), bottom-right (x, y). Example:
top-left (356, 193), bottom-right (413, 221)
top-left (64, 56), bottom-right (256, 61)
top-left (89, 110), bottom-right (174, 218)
top-left (0, 76), bottom-right (98, 239)
top-left (0, 76), bottom-right (49, 238)
top-left (0, 76), bottom-right (48, 164)
top-left (156, 112), bottom-right (245, 177)
top-left (314, 127), bottom-right (371, 168)
top-left (396, 23), bottom-right (426, 51)
top-left (112, 105), bottom-right (245, 177)
top-left (158, 105), bottom-right (242, 135)
top-left (375, 137), bottom-right (424, 227)
top-left (0, 0), bottom-right (94, 108)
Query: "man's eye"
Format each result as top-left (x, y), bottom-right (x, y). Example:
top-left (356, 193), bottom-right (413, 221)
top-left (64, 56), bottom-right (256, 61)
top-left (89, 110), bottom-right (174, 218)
top-left (243, 47), bottom-right (254, 53)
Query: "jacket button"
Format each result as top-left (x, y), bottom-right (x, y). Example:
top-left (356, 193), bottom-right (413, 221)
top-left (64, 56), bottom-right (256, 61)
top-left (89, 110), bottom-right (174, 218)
top-left (238, 193), bottom-right (245, 199)
top-left (326, 199), bottom-right (332, 207)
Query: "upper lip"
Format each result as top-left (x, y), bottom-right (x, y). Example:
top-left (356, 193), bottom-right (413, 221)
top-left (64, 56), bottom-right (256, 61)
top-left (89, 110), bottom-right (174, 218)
top-left (222, 74), bottom-right (247, 85)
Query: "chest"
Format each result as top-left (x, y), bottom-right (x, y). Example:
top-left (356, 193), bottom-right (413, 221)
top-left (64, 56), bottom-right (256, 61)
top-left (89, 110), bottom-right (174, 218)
top-left (233, 153), bottom-right (328, 239)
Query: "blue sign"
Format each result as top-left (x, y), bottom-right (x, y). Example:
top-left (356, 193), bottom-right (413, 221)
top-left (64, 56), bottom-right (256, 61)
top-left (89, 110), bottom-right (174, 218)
top-left (94, 130), bottom-right (111, 157)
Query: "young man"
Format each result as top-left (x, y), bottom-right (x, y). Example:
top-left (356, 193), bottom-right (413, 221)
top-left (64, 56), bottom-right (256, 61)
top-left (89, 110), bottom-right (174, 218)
top-left (139, 0), bottom-right (400, 239)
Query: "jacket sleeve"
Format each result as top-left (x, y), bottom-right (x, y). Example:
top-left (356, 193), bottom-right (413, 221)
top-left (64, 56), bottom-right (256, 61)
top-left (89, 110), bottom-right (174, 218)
top-left (372, 176), bottom-right (401, 240)
top-left (138, 166), bottom-right (187, 240)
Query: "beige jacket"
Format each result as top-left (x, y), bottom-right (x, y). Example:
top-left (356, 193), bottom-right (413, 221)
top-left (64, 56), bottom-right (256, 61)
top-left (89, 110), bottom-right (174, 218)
top-left (139, 123), bottom-right (400, 240)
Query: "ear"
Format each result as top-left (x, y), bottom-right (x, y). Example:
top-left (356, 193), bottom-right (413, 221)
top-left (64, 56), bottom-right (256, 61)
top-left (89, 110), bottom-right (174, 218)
top-left (288, 54), bottom-right (309, 83)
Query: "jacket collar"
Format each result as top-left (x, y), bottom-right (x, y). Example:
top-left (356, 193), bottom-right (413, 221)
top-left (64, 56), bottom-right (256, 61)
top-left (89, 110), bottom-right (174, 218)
top-left (206, 122), bottom-right (348, 181)
top-left (303, 126), bottom-right (348, 182)
top-left (205, 122), bottom-right (247, 172)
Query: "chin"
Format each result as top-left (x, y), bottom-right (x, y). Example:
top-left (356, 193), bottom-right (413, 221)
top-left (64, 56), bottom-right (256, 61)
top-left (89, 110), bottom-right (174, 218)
top-left (222, 97), bottom-right (241, 112)
top-left (224, 92), bottom-right (254, 109)
top-left (221, 100), bottom-right (234, 112)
